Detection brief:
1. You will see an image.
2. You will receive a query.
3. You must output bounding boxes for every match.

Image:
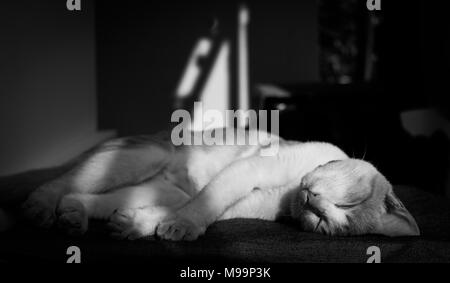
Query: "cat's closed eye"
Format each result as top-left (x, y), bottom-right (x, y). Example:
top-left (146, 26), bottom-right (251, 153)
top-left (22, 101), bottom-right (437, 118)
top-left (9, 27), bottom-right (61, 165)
top-left (303, 189), bottom-right (319, 199)
top-left (334, 203), bottom-right (358, 209)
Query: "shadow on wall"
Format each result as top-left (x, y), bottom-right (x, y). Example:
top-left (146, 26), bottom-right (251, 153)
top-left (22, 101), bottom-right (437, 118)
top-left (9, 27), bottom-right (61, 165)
top-left (96, 0), bottom-right (319, 135)
top-left (0, 0), bottom-right (319, 176)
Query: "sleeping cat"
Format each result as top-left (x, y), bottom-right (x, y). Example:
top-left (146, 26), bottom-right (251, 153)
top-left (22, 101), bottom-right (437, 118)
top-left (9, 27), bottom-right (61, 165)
top-left (21, 128), bottom-right (420, 240)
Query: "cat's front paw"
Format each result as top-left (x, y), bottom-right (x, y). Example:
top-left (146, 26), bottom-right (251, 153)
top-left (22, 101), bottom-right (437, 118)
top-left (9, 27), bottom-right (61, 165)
top-left (108, 207), bottom-right (173, 240)
top-left (156, 214), bottom-right (206, 241)
top-left (56, 195), bottom-right (88, 236)
top-left (22, 189), bottom-right (59, 228)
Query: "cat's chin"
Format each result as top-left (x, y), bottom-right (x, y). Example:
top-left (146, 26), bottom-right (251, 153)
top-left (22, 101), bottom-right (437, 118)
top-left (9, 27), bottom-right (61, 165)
top-left (299, 211), bottom-right (323, 232)
top-left (290, 197), bottom-right (323, 233)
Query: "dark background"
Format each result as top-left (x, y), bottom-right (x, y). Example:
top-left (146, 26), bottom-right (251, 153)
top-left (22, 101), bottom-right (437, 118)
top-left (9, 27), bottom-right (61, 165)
top-left (0, 0), bottom-right (449, 197)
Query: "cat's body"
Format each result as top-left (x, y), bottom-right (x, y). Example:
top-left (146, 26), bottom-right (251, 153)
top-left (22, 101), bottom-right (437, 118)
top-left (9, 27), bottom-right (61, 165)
top-left (21, 128), bottom-right (420, 240)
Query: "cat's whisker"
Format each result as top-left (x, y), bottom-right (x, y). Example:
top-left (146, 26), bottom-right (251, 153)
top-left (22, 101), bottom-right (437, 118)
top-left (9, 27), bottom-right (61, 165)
top-left (361, 146), bottom-right (367, 161)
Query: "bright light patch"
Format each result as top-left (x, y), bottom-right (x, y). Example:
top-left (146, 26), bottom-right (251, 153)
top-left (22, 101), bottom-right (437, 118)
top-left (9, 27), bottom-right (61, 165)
top-left (191, 41), bottom-right (230, 131)
top-left (237, 4), bottom-right (250, 127)
top-left (176, 38), bottom-right (212, 98)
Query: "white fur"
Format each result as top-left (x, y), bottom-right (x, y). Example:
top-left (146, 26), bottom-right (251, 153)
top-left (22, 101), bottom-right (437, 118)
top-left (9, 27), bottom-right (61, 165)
top-left (19, 130), bottom-right (418, 240)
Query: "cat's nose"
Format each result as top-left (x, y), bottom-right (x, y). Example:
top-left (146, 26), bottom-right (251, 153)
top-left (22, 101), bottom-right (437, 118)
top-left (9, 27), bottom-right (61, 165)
top-left (299, 178), bottom-right (311, 190)
top-left (299, 190), bottom-right (309, 205)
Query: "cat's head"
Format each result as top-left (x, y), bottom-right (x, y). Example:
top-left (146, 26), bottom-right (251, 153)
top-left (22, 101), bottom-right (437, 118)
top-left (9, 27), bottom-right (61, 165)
top-left (290, 159), bottom-right (420, 237)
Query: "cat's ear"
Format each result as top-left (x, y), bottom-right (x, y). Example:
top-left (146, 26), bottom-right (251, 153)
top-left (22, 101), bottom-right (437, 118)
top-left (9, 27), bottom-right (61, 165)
top-left (372, 174), bottom-right (420, 237)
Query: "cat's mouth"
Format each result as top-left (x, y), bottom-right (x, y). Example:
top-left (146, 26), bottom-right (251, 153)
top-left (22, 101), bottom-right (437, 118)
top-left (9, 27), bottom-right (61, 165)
top-left (291, 189), bottom-right (328, 233)
top-left (302, 192), bottom-right (324, 218)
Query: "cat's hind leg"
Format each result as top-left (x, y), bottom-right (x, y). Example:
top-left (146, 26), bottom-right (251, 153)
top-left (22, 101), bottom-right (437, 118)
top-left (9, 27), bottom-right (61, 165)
top-left (57, 175), bottom-right (190, 237)
top-left (56, 194), bottom-right (89, 236)
top-left (108, 206), bottom-right (177, 240)
top-left (22, 179), bottom-right (66, 228)
top-left (22, 136), bottom-right (172, 228)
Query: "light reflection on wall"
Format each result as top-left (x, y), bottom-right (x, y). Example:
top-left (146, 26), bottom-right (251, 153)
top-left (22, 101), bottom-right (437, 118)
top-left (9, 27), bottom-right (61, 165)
top-left (176, 38), bottom-right (213, 99)
top-left (175, 4), bottom-right (251, 132)
top-left (192, 41), bottom-right (230, 131)
top-left (237, 5), bottom-right (250, 127)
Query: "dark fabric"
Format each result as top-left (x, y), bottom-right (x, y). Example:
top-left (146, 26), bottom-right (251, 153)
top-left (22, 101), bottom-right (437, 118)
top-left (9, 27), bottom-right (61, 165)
top-left (1, 168), bottom-right (450, 263)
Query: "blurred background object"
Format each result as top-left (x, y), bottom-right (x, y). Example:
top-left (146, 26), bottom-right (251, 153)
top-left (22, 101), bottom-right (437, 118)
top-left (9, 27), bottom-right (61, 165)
top-left (319, 0), bottom-right (380, 84)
